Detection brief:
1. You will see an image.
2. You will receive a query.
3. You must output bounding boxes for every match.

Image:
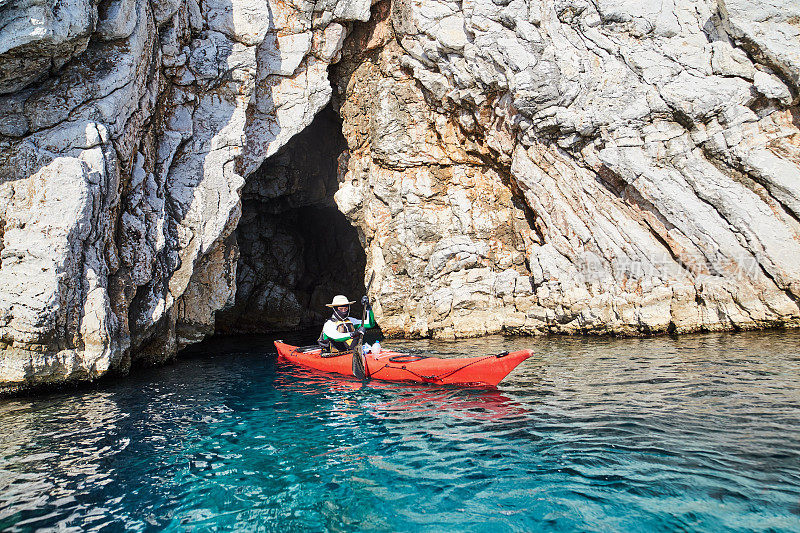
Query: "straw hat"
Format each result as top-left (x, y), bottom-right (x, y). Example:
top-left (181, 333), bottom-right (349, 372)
top-left (325, 295), bottom-right (355, 307)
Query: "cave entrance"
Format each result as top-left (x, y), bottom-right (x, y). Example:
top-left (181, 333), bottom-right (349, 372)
top-left (215, 104), bottom-right (365, 334)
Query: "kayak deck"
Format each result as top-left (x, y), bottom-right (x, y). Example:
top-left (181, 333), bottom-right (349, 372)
top-left (274, 341), bottom-right (532, 386)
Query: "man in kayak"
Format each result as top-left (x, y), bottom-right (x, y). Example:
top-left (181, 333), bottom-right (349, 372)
top-left (317, 294), bottom-right (377, 353)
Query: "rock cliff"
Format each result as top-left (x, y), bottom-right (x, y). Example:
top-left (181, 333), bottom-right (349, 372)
top-left (0, 0), bottom-right (798, 392)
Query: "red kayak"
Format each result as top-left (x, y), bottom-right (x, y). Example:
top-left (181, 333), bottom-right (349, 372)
top-left (274, 341), bottom-right (532, 386)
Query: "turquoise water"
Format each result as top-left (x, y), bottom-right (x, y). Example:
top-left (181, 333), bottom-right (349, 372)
top-left (1, 331), bottom-right (800, 531)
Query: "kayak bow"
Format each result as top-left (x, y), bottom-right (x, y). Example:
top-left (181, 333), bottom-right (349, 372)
top-left (274, 341), bottom-right (532, 386)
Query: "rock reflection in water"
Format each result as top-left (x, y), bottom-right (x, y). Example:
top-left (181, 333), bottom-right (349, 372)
top-left (0, 393), bottom-right (125, 530)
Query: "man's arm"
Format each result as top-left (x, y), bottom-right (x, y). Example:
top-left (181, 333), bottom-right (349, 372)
top-left (322, 320), bottom-right (353, 341)
top-left (363, 308), bottom-right (376, 329)
top-left (357, 296), bottom-right (376, 329)
top-left (349, 309), bottom-right (376, 330)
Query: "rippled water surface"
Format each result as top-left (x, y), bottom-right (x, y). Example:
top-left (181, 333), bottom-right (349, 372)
top-left (2, 331), bottom-right (800, 531)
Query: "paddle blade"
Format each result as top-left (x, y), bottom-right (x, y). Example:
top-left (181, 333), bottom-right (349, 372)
top-left (352, 347), bottom-right (366, 379)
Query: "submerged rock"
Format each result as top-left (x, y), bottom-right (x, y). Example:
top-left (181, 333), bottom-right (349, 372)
top-left (1, 0), bottom-right (799, 392)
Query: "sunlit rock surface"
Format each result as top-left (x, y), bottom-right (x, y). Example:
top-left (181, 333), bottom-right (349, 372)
top-left (332, 0), bottom-right (800, 338)
top-left (0, 0), bottom-right (799, 392)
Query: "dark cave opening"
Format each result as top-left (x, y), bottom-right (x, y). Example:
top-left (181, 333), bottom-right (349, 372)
top-left (214, 104), bottom-right (366, 334)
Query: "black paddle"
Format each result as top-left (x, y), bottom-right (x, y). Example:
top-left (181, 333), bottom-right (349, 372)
top-left (351, 272), bottom-right (375, 379)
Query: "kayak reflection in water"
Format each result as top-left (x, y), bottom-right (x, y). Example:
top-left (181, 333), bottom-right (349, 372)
top-left (276, 365), bottom-right (531, 423)
top-left (317, 294), bottom-right (377, 354)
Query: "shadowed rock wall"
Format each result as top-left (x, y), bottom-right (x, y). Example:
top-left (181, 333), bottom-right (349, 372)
top-left (0, 0), bottom-right (372, 393)
top-left (215, 105), bottom-right (366, 333)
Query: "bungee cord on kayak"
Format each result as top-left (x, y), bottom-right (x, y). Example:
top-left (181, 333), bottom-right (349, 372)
top-left (367, 354), bottom-right (503, 384)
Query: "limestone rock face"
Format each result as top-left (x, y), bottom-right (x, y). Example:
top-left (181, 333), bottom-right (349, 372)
top-left (0, 0), bottom-right (369, 393)
top-left (331, 0), bottom-right (800, 338)
top-left (0, 0), bottom-right (97, 94)
top-left (1, 0), bottom-right (799, 392)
